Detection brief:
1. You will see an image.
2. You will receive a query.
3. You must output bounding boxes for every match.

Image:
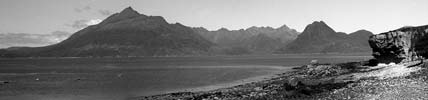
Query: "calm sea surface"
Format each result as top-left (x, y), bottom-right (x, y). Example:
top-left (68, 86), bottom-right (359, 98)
top-left (0, 54), bottom-right (371, 100)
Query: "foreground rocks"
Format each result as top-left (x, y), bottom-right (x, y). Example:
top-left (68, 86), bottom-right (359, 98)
top-left (369, 25), bottom-right (428, 63)
top-left (317, 62), bottom-right (428, 100)
top-left (133, 60), bottom-right (426, 100)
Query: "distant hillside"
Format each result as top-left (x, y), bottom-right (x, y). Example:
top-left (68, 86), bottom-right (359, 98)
top-left (0, 7), bottom-right (213, 57)
top-left (193, 25), bottom-right (299, 54)
top-left (276, 21), bottom-right (373, 53)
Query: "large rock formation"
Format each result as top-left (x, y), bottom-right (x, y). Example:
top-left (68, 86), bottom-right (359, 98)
top-left (369, 25), bottom-right (428, 63)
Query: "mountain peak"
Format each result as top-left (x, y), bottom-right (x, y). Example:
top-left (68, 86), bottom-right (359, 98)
top-left (354, 29), bottom-right (371, 33)
top-left (277, 24), bottom-right (290, 30)
top-left (218, 28), bottom-right (230, 31)
top-left (119, 6), bottom-right (140, 16)
top-left (99, 7), bottom-right (145, 25)
top-left (310, 21), bottom-right (327, 26)
top-left (302, 21), bottom-right (336, 33)
top-left (116, 6), bottom-right (142, 18)
top-left (349, 29), bottom-right (373, 37)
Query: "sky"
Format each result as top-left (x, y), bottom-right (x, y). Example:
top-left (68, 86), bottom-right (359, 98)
top-left (0, 0), bottom-right (428, 35)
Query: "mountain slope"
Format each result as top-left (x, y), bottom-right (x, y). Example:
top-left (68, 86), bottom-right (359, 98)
top-left (277, 21), bottom-right (373, 53)
top-left (0, 7), bottom-right (213, 57)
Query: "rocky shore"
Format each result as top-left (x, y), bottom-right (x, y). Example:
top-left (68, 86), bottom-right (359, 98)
top-left (131, 59), bottom-right (427, 100)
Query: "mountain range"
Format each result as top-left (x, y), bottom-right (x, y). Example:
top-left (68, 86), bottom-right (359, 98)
top-left (193, 25), bottom-right (299, 54)
top-left (0, 7), bottom-right (373, 57)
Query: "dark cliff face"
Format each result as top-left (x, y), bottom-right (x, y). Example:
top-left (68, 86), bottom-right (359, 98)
top-left (277, 21), bottom-right (373, 53)
top-left (369, 25), bottom-right (428, 63)
top-left (0, 7), bottom-right (213, 57)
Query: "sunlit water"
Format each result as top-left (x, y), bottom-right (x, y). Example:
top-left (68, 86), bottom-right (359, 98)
top-left (0, 54), bottom-right (371, 100)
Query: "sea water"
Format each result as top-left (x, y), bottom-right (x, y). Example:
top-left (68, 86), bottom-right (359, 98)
top-left (0, 54), bottom-right (371, 100)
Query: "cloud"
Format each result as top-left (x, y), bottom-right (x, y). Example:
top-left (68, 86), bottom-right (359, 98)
top-left (98, 9), bottom-right (113, 16)
top-left (68, 20), bottom-right (89, 29)
top-left (67, 19), bottom-right (102, 29)
top-left (74, 5), bottom-right (91, 13)
top-left (0, 31), bottom-right (72, 48)
top-left (86, 19), bottom-right (102, 25)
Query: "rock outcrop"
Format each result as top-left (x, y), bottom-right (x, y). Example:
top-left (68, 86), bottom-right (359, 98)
top-left (369, 25), bottom-right (428, 63)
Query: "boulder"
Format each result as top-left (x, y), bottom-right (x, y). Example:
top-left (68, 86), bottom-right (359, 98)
top-left (369, 25), bottom-right (428, 63)
top-left (310, 60), bottom-right (318, 65)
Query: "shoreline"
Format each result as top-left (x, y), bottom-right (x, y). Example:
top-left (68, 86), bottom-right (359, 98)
top-left (135, 66), bottom-right (295, 98)
top-left (166, 66), bottom-right (295, 94)
top-left (133, 66), bottom-right (299, 100)
top-left (127, 66), bottom-right (296, 100)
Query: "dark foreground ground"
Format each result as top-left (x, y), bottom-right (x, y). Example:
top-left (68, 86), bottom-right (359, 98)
top-left (135, 60), bottom-right (428, 100)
